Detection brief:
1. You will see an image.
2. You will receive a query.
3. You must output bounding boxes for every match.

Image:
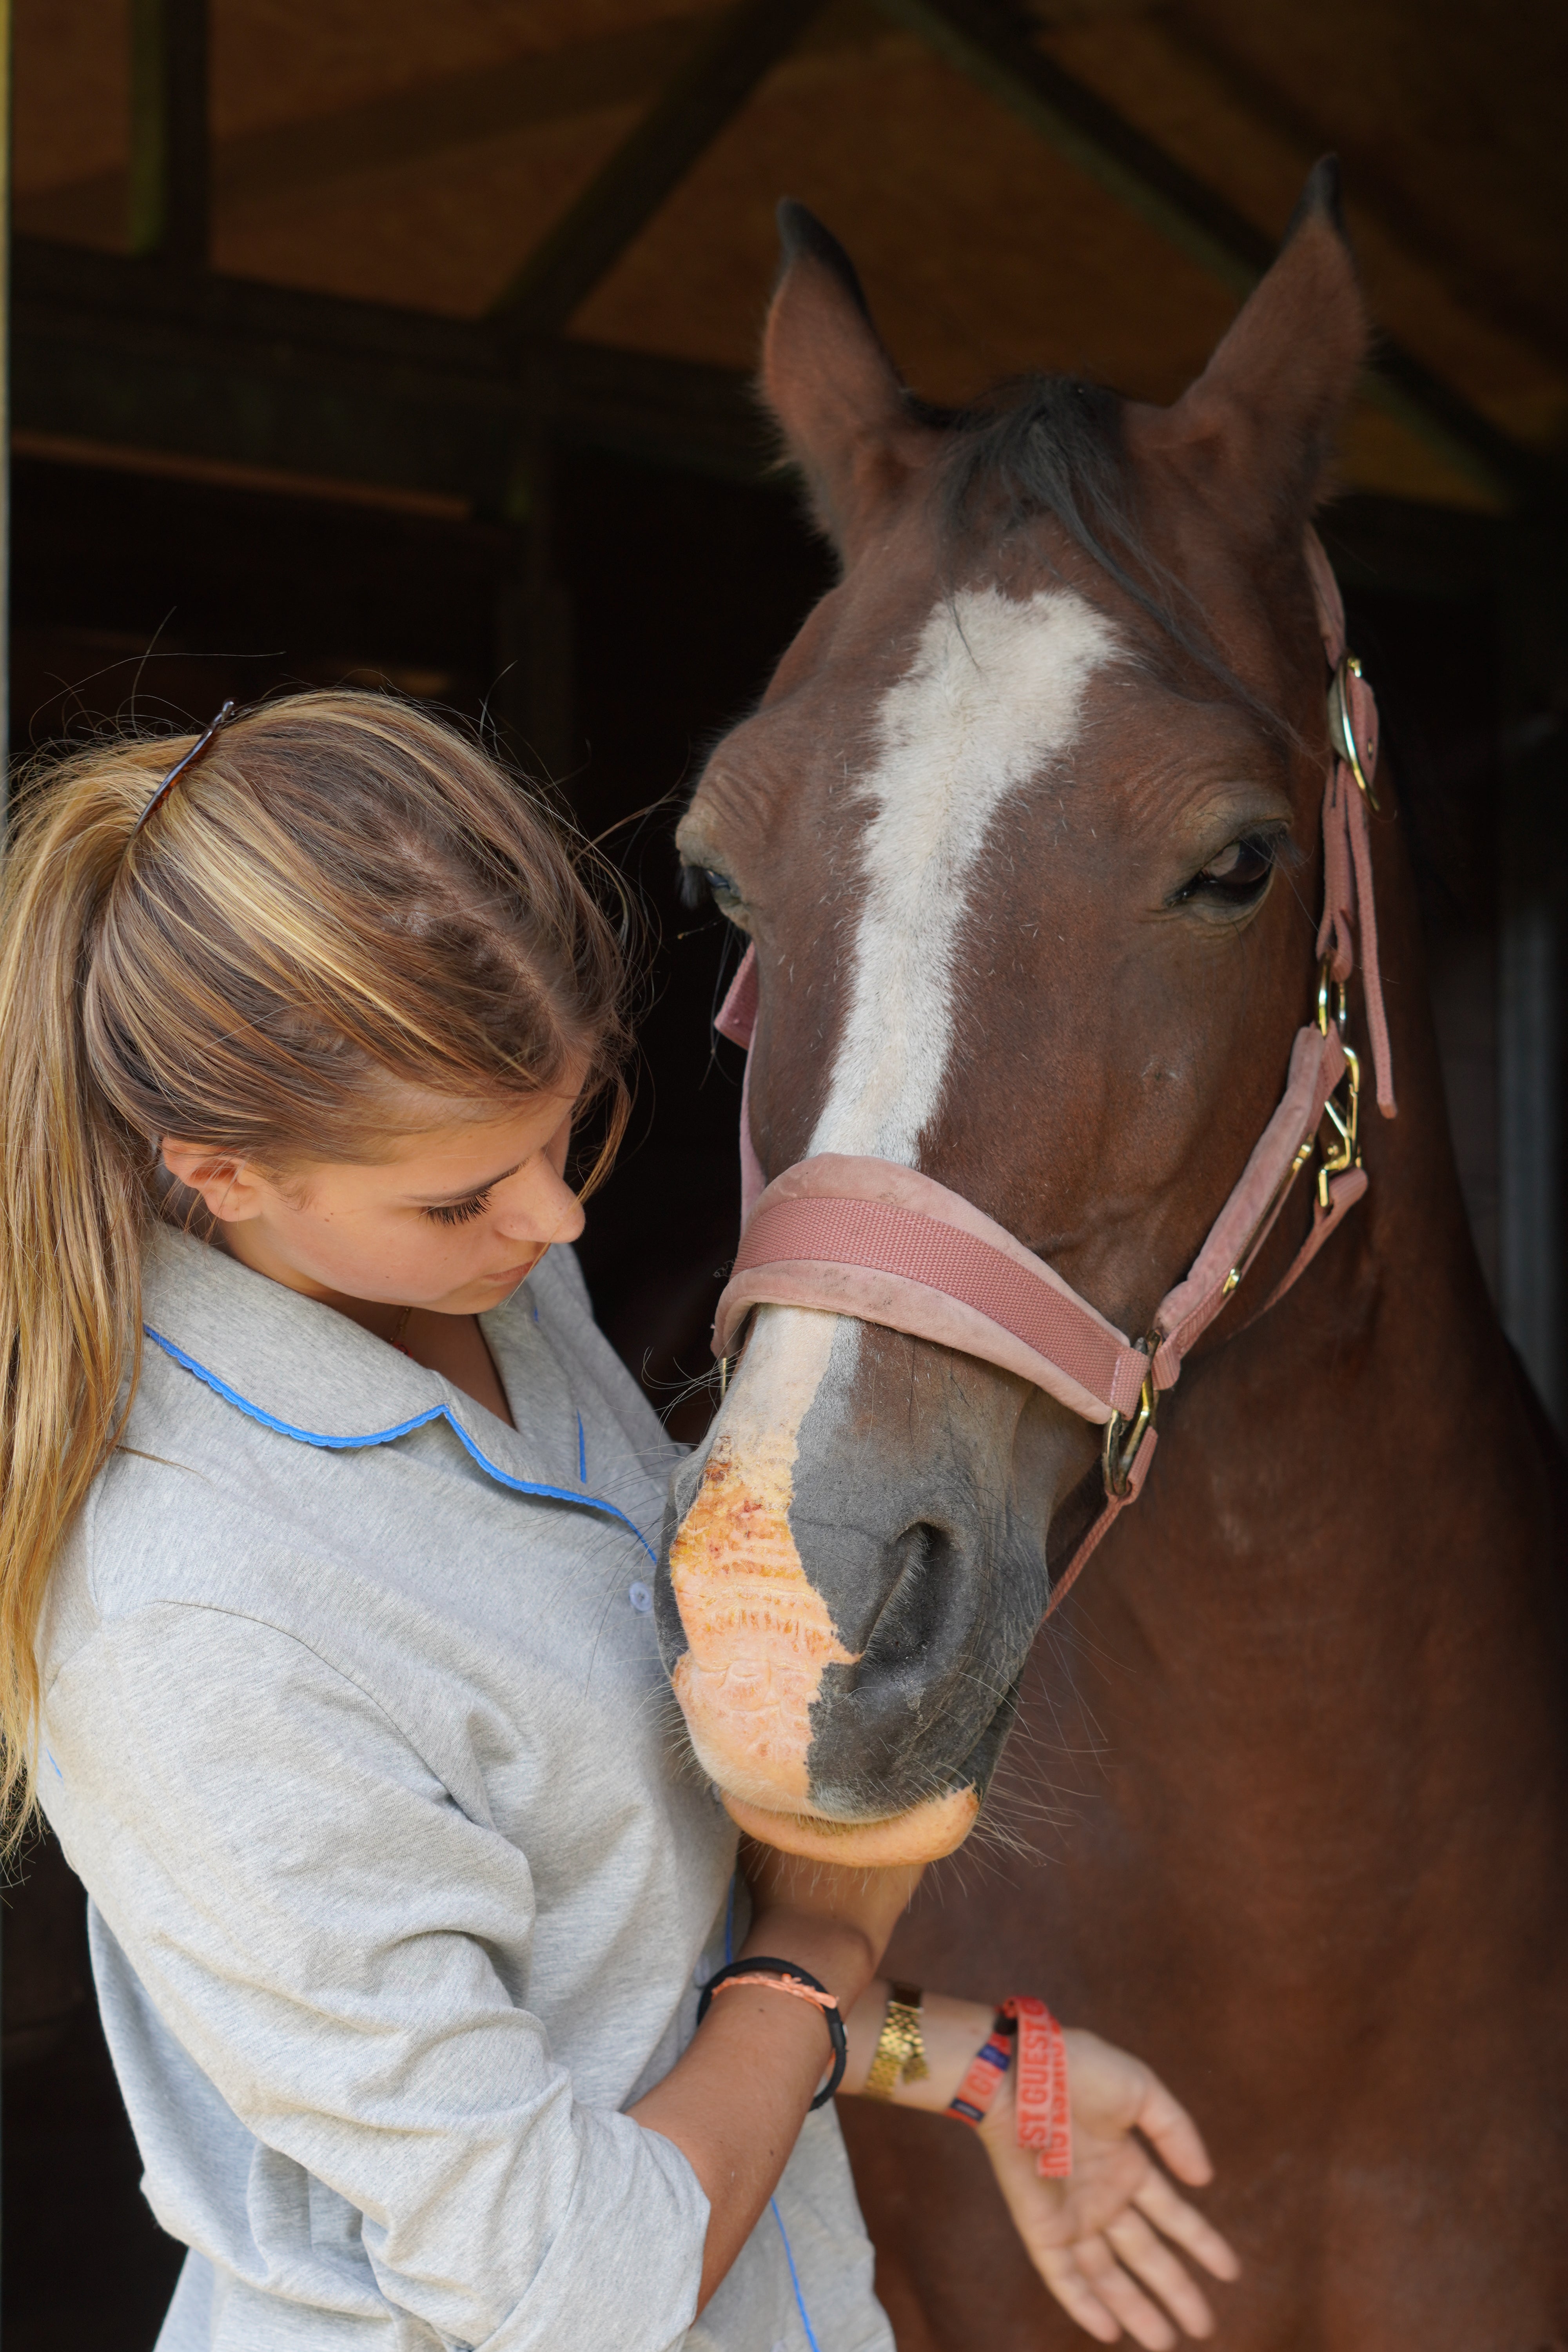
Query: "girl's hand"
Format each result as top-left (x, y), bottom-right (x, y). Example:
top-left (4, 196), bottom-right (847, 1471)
top-left (977, 2028), bottom-right (1240, 2348)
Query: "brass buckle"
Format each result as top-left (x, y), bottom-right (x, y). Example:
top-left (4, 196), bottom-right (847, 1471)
top-left (1102, 1346), bottom-right (1157, 1500)
top-left (1327, 652), bottom-right (1381, 814)
top-left (1316, 1045), bottom-right (1361, 1209)
top-left (1314, 953), bottom-right (1362, 1210)
top-left (1217, 954), bottom-right (1367, 1310)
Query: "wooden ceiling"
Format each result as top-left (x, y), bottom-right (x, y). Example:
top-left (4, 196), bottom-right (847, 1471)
top-left (14, 0), bottom-right (1568, 514)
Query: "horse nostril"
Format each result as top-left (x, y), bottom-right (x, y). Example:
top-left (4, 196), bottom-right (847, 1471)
top-left (864, 1520), bottom-right (958, 1671)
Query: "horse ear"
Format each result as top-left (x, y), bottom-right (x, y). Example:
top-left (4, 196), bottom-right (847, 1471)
top-left (760, 202), bottom-right (933, 562)
top-left (1128, 158), bottom-right (1368, 531)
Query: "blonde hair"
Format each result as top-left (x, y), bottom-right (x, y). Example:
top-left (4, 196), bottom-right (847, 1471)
top-left (0, 690), bottom-right (632, 1837)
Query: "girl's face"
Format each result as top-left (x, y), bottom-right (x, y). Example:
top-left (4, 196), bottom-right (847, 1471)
top-left (161, 1077), bottom-right (588, 1320)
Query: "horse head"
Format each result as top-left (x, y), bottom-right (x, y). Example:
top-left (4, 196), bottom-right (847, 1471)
top-left (658, 162), bottom-right (1375, 1867)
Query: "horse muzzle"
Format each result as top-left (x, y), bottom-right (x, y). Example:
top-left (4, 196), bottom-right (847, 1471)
top-left (654, 1307), bottom-right (1059, 1866)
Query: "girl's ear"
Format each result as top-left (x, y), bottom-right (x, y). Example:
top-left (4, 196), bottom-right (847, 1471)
top-left (760, 201), bottom-right (939, 566)
top-left (160, 1141), bottom-right (263, 1223)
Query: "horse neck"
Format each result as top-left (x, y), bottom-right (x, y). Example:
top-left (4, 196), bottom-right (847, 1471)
top-left (1098, 820), bottom-right (1568, 1841)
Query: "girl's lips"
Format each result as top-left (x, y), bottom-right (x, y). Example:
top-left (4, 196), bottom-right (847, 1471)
top-left (484, 1251), bottom-right (543, 1286)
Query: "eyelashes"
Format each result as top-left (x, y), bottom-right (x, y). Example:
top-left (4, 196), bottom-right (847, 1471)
top-left (680, 863), bottom-right (746, 921)
top-left (1169, 828), bottom-right (1286, 909)
top-left (423, 1189), bottom-right (492, 1228)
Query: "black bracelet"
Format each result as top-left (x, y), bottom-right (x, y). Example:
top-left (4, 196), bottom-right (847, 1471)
top-left (696, 1956), bottom-right (848, 2109)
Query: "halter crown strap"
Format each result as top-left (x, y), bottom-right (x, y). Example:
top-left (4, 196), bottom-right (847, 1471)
top-left (1304, 530), bottom-right (1396, 1119)
top-left (708, 533), bottom-right (1393, 1608)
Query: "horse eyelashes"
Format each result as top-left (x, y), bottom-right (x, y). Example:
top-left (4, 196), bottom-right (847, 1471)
top-left (1173, 831), bottom-right (1281, 906)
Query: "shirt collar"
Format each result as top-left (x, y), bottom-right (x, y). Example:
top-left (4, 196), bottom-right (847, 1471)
top-left (138, 1227), bottom-right (655, 1559)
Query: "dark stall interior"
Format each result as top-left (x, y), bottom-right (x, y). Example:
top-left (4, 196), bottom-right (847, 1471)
top-left (5, 0), bottom-right (1566, 2344)
top-left (3, 438), bottom-right (836, 2350)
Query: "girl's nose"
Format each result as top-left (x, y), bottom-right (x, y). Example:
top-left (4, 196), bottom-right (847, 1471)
top-left (497, 1158), bottom-right (585, 1247)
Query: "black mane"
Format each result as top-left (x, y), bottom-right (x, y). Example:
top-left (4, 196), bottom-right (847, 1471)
top-left (922, 374), bottom-right (1284, 728)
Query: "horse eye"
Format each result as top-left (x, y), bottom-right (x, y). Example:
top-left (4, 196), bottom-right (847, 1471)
top-left (691, 866), bottom-right (744, 913)
top-left (1174, 833), bottom-right (1279, 906)
top-left (679, 863), bottom-right (730, 911)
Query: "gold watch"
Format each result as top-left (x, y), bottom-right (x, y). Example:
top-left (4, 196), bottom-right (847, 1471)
top-left (863, 1981), bottom-right (931, 2100)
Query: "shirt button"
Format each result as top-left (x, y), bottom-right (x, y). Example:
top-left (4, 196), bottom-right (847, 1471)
top-left (628, 1581), bottom-right (653, 1613)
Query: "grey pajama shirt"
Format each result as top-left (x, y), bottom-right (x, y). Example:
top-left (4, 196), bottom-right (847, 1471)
top-left (37, 1227), bottom-right (892, 2352)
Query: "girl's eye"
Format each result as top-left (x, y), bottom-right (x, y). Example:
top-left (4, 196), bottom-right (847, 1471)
top-left (425, 1190), bottom-right (490, 1228)
top-left (1172, 832), bottom-right (1280, 907)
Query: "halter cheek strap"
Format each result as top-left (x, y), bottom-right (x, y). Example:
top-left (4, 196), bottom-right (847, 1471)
top-left (710, 531), bottom-right (1394, 1610)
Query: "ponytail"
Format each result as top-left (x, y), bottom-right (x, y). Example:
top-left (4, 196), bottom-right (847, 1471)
top-left (0, 749), bottom-right (163, 1836)
top-left (0, 695), bottom-right (632, 1842)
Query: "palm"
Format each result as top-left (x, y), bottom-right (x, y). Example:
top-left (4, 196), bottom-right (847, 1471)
top-left (978, 2028), bottom-right (1240, 2348)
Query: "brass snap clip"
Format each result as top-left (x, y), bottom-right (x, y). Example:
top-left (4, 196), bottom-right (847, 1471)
top-left (1314, 953), bottom-right (1362, 1210)
top-left (1102, 1343), bottom-right (1158, 1501)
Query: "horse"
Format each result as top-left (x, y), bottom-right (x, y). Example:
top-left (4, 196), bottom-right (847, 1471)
top-left (653, 160), bottom-right (1568, 2343)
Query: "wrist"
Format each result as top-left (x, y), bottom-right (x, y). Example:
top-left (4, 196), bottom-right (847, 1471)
top-left (843, 1983), bottom-right (999, 2108)
top-left (974, 2040), bottom-right (1017, 2146)
top-left (742, 1909), bottom-right (880, 2013)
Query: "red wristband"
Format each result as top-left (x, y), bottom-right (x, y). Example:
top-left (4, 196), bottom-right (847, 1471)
top-left (1004, 1995), bottom-right (1071, 2178)
top-left (946, 1996), bottom-right (1072, 2178)
top-left (947, 2014), bottom-right (1014, 2126)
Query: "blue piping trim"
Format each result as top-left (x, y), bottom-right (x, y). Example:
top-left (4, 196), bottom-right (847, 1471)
top-left (143, 1325), bottom-right (655, 1563)
top-left (772, 2200), bottom-right (822, 2352)
top-left (576, 1412), bottom-right (586, 1483)
top-left (722, 1874), bottom-right (820, 2351)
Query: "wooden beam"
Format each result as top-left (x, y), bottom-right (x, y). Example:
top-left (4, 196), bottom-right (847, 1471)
top-left (12, 239), bottom-right (775, 506)
top-left (27, 16), bottom-right (704, 247)
top-left (489, 0), bottom-right (830, 339)
top-left (128, 0), bottom-right (210, 267)
top-left (1150, 14), bottom-right (1568, 383)
top-left (878, 0), bottom-right (1561, 519)
top-left (20, 8), bottom-right (904, 249)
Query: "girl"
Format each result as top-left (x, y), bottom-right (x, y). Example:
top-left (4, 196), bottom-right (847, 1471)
top-left (0, 692), bottom-right (1236, 2351)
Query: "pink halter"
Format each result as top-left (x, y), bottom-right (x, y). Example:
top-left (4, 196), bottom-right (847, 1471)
top-left (710, 534), bottom-right (1395, 1611)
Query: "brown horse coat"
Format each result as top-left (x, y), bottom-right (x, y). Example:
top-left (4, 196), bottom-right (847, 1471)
top-left (662, 166), bottom-right (1568, 2342)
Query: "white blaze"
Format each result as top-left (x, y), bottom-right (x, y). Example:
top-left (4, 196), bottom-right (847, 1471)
top-left (808, 586), bottom-right (1118, 1161)
top-left (672, 587), bottom-right (1117, 1831)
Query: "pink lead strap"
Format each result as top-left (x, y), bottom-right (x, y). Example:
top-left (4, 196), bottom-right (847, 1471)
top-left (710, 532), bottom-right (1395, 1609)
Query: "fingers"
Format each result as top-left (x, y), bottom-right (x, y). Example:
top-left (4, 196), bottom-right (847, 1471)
top-left (1032, 2245), bottom-right (1125, 2345)
top-left (1051, 2234), bottom-right (1181, 2352)
top-left (1105, 2209), bottom-right (1216, 2339)
top-left (1131, 2069), bottom-right (1214, 2187)
top-left (1133, 2171), bottom-right (1243, 2285)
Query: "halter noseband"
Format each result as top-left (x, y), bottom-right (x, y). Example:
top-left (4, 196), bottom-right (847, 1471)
top-left (709, 531), bottom-right (1395, 1612)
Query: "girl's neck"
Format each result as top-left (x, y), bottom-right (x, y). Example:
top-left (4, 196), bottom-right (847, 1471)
top-left (397, 1308), bottom-right (516, 1430)
top-left (212, 1229), bottom-right (517, 1429)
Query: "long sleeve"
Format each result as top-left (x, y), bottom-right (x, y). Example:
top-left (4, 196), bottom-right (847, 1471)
top-left (44, 1602), bottom-right (711, 2352)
